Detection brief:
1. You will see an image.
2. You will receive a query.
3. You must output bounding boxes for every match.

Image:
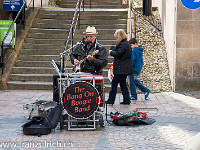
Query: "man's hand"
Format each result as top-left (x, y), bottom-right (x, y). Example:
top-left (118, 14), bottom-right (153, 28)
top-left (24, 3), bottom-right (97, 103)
top-left (87, 55), bottom-right (94, 61)
top-left (74, 59), bottom-right (79, 66)
top-left (109, 50), bottom-right (112, 55)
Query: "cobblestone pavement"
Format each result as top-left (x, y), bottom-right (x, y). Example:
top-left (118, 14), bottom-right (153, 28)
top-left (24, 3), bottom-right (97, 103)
top-left (0, 90), bottom-right (200, 150)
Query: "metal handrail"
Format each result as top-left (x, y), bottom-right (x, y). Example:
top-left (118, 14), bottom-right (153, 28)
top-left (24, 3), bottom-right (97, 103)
top-left (132, 1), bottom-right (162, 33)
top-left (55, 0), bottom-right (84, 73)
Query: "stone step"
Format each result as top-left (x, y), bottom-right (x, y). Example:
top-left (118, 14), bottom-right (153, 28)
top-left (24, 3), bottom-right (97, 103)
top-left (35, 14), bottom-right (76, 19)
top-left (15, 60), bottom-right (59, 67)
top-left (12, 67), bottom-right (58, 74)
top-left (7, 80), bottom-right (115, 92)
top-left (29, 28), bottom-right (69, 34)
top-left (19, 49), bottom-right (63, 55)
top-left (9, 73), bottom-right (112, 84)
top-left (25, 38), bottom-right (66, 44)
top-left (17, 55), bottom-right (60, 61)
top-left (11, 66), bottom-right (111, 76)
top-left (22, 43), bottom-right (65, 49)
top-left (15, 59), bottom-right (113, 69)
top-left (24, 38), bottom-right (118, 45)
top-left (62, 0), bottom-right (121, 5)
top-left (33, 18), bottom-right (72, 24)
top-left (63, 0), bottom-right (121, 3)
top-left (60, 4), bottom-right (122, 9)
top-left (31, 22), bottom-right (71, 29)
top-left (79, 24), bottom-right (127, 29)
top-left (7, 81), bottom-right (53, 90)
top-left (27, 33), bottom-right (115, 40)
top-left (27, 33), bottom-right (68, 39)
top-left (9, 74), bottom-right (53, 82)
top-left (22, 43), bottom-right (116, 51)
top-left (75, 29), bottom-right (126, 35)
top-left (80, 19), bottom-right (127, 25)
top-left (80, 14), bottom-right (127, 20)
top-left (38, 9), bottom-right (127, 15)
top-left (17, 54), bottom-right (114, 62)
top-left (20, 45), bottom-right (115, 55)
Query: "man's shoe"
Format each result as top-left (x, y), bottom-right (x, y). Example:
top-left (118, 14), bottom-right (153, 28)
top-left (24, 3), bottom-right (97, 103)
top-left (120, 102), bottom-right (130, 105)
top-left (130, 96), bottom-right (137, 101)
top-left (105, 101), bottom-right (114, 105)
top-left (144, 89), bottom-right (150, 100)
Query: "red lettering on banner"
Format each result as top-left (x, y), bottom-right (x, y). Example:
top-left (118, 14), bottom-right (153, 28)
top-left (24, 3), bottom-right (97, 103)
top-left (67, 94), bottom-right (83, 100)
top-left (75, 107), bottom-right (78, 112)
top-left (72, 100), bottom-right (75, 106)
top-left (84, 91), bottom-right (94, 97)
top-left (74, 105), bottom-right (90, 113)
top-left (74, 87), bottom-right (85, 93)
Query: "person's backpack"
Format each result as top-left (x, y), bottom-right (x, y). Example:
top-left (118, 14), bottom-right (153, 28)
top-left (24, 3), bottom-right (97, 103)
top-left (22, 104), bottom-right (63, 136)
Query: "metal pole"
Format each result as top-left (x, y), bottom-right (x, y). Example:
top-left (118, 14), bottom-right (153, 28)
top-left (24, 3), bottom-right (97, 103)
top-left (72, 27), bottom-right (74, 51)
top-left (23, 2), bottom-right (26, 29)
top-left (41, 0), bottom-right (42, 7)
top-left (78, 2), bottom-right (80, 29)
top-left (83, 0), bottom-right (84, 11)
top-left (33, 0), bottom-right (34, 10)
top-left (0, 42), bottom-right (4, 74)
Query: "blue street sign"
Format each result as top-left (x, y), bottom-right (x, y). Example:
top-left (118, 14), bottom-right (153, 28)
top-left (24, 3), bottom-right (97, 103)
top-left (181, 0), bottom-right (200, 9)
top-left (3, 0), bottom-right (23, 11)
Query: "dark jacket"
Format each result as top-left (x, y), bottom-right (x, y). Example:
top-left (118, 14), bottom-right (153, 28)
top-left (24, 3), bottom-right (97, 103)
top-left (110, 39), bottom-right (134, 75)
top-left (70, 40), bottom-right (108, 75)
top-left (131, 47), bottom-right (143, 75)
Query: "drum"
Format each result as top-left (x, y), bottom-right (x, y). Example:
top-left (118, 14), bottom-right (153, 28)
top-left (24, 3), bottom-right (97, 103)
top-left (80, 76), bottom-right (104, 107)
top-left (63, 82), bottom-right (99, 119)
top-left (80, 75), bottom-right (104, 83)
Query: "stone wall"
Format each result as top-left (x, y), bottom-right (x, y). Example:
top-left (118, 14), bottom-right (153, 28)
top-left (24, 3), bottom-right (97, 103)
top-left (134, 8), bottom-right (172, 92)
top-left (176, 1), bottom-right (200, 90)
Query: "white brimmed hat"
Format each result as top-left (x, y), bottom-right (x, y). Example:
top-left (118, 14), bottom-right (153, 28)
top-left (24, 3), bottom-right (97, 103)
top-left (83, 26), bottom-right (98, 35)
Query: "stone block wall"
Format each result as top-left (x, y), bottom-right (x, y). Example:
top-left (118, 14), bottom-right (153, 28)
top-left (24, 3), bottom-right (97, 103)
top-left (176, 0), bottom-right (200, 90)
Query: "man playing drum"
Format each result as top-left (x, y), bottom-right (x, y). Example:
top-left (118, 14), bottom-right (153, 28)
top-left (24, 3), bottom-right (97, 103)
top-left (70, 26), bottom-right (108, 75)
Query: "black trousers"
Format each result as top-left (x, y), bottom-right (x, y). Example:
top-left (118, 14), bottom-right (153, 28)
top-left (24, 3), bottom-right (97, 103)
top-left (107, 74), bottom-right (130, 104)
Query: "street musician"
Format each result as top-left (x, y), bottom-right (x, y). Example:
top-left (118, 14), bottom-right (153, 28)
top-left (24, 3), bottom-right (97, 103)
top-left (70, 26), bottom-right (108, 75)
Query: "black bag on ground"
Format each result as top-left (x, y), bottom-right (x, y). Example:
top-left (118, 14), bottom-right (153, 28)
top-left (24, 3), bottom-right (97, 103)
top-left (113, 115), bottom-right (155, 126)
top-left (22, 104), bottom-right (63, 136)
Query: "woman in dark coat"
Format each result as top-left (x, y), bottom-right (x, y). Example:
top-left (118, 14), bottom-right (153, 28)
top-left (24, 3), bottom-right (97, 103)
top-left (106, 29), bottom-right (134, 105)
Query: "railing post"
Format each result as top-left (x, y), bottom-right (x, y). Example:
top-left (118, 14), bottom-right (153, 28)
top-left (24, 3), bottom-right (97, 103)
top-left (129, 0), bottom-right (132, 39)
top-left (33, 0), bottom-right (34, 10)
top-left (23, 2), bottom-right (26, 29)
top-left (41, 0), bottom-right (42, 7)
top-left (83, 0), bottom-right (84, 11)
top-left (72, 27), bottom-right (74, 51)
top-left (0, 42), bottom-right (4, 74)
top-left (78, 2), bottom-right (80, 29)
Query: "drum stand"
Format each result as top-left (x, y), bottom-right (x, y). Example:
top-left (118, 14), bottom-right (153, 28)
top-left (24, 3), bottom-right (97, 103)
top-left (58, 75), bottom-right (105, 130)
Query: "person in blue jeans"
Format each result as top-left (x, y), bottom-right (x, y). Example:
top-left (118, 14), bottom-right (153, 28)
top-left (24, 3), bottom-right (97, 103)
top-left (129, 38), bottom-right (150, 100)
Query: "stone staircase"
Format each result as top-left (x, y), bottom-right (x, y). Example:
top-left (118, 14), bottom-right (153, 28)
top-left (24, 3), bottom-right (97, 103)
top-left (7, 9), bottom-right (74, 90)
top-left (7, 0), bottom-right (127, 91)
top-left (60, 0), bottom-right (122, 9)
